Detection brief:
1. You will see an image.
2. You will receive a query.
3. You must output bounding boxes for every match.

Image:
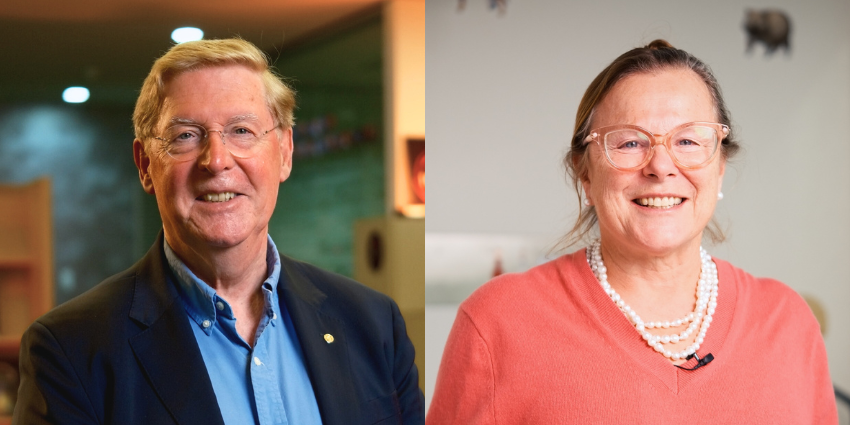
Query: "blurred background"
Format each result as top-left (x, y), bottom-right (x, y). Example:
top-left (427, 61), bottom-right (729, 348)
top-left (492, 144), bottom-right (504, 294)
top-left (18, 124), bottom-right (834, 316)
top-left (0, 0), bottom-right (424, 420)
top-left (426, 0), bottom-right (850, 419)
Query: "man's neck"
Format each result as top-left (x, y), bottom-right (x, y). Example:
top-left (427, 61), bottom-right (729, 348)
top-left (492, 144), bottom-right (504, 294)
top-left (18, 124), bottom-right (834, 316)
top-left (165, 231), bottom-right (269, 296)
top-left (165, 231), bottom-right (270, 346)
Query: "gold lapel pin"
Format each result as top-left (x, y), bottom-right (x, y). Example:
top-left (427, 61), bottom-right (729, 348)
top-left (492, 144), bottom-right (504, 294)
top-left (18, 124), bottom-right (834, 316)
top-left (324, 333), bottom-right (334, 344)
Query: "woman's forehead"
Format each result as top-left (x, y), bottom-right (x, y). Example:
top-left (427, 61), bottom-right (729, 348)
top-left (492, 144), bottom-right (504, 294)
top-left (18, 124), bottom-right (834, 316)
top-left (592, 69), bottom-right (716, 131)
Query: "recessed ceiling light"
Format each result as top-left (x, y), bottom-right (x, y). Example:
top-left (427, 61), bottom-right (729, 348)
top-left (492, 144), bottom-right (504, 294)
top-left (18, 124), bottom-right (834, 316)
top-left (171, 27), bottom-right (204, 44)
top-left (62, 87), bottom-right (90, 103)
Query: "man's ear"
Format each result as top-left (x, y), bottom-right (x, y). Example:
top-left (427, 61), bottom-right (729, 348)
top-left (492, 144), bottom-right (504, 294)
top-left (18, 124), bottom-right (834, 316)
top-left (279, 127), bottom-right (294, 183)
top-left (133, 139), bottom-right (155, 194)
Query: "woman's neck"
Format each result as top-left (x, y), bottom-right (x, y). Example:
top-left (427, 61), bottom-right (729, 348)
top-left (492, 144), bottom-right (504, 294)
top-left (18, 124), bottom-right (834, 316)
top-left (598, 238), bottom-right (703, 322)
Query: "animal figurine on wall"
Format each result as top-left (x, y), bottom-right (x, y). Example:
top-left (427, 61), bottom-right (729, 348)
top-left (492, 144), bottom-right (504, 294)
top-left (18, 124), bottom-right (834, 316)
top-left (744, 9), bottom-right (791, 55)
top-left (458, 0), bottom-right (507, 14)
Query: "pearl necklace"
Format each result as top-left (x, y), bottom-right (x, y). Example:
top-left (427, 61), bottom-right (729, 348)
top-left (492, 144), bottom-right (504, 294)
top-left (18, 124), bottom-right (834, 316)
top-left (586, 240), bottom-right (719, 361)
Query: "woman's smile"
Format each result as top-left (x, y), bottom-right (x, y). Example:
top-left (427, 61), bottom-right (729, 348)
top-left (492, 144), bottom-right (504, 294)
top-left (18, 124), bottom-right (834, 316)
top-left (633, 196), bottom-right (684, 209)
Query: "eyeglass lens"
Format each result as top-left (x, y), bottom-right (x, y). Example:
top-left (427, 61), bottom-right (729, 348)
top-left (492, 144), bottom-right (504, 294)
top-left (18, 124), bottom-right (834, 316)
top-left (603, 125), bottom-right (719, 169)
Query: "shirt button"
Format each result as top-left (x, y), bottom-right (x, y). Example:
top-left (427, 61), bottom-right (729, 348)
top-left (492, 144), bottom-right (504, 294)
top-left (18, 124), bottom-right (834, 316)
top-left (254, 356), bottom-right (262, 366)
top-left (202, 320), bottom-right (211, 328)
top-left (272, 312), bottom-right (277, 320)
top-left (216, 301), bottom-right (224, 311)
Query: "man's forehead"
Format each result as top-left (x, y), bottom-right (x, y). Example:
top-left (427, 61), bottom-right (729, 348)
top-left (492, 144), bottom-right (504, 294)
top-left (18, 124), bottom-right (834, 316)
top-left (157, 65), bottom-right (271, 129)
top-left (160, 64), bottom-right (266, 102)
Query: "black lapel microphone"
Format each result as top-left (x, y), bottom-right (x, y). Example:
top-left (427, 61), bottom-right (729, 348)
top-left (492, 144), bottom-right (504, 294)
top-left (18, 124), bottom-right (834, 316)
top-left (675, 352), bottom-right (714, 371)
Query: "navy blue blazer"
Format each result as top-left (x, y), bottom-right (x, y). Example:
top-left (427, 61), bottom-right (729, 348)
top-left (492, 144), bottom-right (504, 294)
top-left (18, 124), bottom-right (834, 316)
top-left (13, 233), bottom-right (424, 424)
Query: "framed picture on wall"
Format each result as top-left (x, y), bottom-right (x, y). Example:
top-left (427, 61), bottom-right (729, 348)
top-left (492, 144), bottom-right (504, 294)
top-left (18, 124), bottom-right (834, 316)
top-left (397, 137), bottom-right (424, 217)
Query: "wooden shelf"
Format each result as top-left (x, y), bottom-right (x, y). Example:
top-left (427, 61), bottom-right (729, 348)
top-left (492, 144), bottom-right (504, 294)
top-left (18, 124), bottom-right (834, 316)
top-left (0, 336), bottom-right (20, 360)
top-left (0, 259), bottom-right (31, 269)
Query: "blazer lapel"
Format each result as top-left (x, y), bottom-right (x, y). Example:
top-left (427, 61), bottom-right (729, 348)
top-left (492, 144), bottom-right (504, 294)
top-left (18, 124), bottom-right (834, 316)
top-left (127, 234), bottom-right (225, 425)
top-left (279, 256), bottom-right (358, 424)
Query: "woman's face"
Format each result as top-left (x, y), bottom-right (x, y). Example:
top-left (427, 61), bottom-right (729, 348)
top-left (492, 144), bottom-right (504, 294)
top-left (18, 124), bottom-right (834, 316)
top-left (582, 68), bottom-right (725, 256)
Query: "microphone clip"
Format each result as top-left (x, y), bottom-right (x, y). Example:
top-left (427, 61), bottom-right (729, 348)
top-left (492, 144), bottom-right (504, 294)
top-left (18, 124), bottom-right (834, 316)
top-left (674, 352), bottom-right (714, 371)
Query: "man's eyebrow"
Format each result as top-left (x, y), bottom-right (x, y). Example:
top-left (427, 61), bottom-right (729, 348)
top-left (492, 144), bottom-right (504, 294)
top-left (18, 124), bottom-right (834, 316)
top-left (167, 114), bottom-right (260, 126)
top-left (169, 116), bottom-right (200, 126)
top-left (226, 114), bottom-right (260, 125)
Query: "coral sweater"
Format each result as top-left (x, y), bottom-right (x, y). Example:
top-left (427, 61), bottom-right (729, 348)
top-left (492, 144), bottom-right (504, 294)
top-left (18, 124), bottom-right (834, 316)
top-left (427, 250), bottom-right (837, 424)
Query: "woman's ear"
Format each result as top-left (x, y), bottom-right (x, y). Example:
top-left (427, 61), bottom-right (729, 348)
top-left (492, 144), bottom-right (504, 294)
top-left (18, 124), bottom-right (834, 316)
top-left (581, 178), bottom-right (593, 206)
top-left (574, 153), bottom-right (593, 206)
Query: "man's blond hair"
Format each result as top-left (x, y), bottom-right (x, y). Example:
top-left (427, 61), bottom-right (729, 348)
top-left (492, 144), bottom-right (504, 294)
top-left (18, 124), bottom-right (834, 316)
top-left (133, 38), bottom-right (295, 146)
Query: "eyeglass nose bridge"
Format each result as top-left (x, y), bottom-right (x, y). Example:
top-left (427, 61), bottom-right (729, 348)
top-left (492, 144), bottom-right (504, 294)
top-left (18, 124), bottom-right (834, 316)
top-left (625, 132), bottom-right (682, 171)
top-left (204, 129), bottom-right (228, 146)
top-left (192, 129), bottom-right (237, 165)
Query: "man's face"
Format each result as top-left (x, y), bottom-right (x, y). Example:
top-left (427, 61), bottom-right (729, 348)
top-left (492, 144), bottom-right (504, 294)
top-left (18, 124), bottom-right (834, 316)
top-left (133, 65), bottom-right (293, 253)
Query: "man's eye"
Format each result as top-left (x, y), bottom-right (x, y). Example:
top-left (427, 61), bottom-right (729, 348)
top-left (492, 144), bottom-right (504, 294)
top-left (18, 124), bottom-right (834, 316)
top-left (167, 127), bottom-right (203, 143)
top-left (232, 127), bottom-right (251, 135)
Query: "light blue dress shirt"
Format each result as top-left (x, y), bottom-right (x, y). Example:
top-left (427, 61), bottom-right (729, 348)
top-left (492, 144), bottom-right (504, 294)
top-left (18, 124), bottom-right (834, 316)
top-left (164, 236), bottom-right (323, 425)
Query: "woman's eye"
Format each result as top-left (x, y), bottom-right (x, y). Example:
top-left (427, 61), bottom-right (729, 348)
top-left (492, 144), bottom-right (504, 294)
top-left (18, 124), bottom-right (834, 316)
top-left (620, 140), bottom-right (640, 149)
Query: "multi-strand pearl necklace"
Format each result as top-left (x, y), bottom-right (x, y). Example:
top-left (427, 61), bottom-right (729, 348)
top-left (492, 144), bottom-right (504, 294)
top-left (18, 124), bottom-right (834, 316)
top-left (586, 240), bottom-right (719, 361)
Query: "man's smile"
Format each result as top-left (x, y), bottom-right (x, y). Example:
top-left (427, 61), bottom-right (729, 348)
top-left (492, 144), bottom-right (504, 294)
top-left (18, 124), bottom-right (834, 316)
top-left (199, 192), bottom-right (236, 202)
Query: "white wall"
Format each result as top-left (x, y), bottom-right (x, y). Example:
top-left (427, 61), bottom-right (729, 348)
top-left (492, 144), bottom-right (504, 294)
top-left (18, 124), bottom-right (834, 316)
top-left (426, 0), bottom-right (850, 411)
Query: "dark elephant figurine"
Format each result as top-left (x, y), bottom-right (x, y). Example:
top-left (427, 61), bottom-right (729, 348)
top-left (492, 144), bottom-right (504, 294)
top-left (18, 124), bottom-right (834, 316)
top-left (744, 9), bottom-right (791, 55)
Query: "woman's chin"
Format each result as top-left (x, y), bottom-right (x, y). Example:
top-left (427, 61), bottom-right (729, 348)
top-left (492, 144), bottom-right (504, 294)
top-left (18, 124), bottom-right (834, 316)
top-left (615, 230), bottom-right (702, 255)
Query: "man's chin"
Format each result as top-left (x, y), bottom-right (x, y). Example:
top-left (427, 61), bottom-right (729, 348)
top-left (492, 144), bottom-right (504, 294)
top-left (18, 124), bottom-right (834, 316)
top-left (195, 231), bottom-right (252, 249)
top-left (166, 226), bottom-right (251, 251)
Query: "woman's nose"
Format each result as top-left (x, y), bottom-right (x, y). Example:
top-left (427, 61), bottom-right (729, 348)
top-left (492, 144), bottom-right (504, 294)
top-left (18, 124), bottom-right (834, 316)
top-left (642, 143), bottom-right (678, 178)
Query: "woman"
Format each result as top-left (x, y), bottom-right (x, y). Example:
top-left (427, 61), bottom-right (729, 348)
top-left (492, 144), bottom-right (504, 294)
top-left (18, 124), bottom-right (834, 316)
top-left (427, 40), bottom-right (836, 424)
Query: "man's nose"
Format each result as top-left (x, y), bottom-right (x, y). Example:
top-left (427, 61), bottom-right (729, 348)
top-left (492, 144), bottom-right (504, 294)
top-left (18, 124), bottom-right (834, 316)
top-left (198, 131), bottom-right (233, 173)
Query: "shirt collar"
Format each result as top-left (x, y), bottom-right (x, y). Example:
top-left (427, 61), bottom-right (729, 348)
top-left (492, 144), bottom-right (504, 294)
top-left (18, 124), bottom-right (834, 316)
top-left (164, 235), bottom-right (282, 335)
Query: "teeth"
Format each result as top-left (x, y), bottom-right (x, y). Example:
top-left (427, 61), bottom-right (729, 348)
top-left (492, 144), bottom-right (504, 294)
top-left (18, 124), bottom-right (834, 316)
top-left (203, 192), bottom-right (235, 202)
top-left (636, 197), bottom-right (682, 208)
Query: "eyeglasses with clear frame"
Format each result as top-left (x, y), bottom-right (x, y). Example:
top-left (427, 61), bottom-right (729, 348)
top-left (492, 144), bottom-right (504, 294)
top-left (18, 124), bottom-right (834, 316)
top-left (153, 122), bottom-right (279, 162)
top-left (583, 122), bottom-right (729, 171)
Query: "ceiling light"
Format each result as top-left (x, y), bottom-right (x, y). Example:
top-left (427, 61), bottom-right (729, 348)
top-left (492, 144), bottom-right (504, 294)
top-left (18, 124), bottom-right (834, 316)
top-left (171, 27), bottom-right (204, 44)
top-left (62, 87), bottom-right (90, 103)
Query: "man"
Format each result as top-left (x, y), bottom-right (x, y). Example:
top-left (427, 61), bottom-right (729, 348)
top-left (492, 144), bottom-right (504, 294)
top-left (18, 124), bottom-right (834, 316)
top-left (14, 39), bottom-right (424, 425)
